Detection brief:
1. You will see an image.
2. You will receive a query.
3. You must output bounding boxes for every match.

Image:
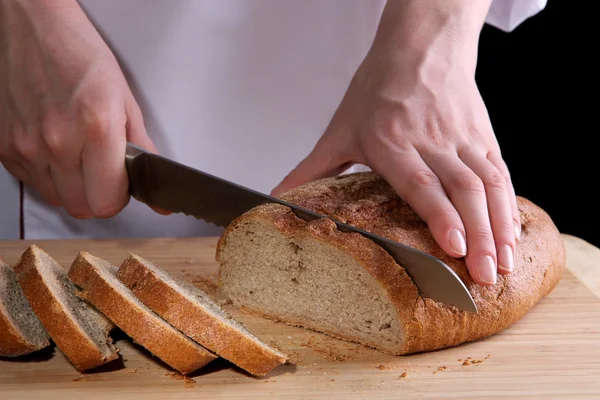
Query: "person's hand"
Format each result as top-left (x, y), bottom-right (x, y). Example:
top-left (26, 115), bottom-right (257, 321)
top-left (0, 0), bottom-right (158, 219)
top-left (272, 0), bottom-right (519, 286)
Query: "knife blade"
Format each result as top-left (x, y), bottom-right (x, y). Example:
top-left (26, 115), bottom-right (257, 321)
top-left (124, 143), bottom-right (477, 313)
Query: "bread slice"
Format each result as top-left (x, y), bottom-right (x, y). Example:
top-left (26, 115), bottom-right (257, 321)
top-left (68, 251), bottom-right (218, 375)
top-left (117, 253), bottom-right (288, 376)
top-left (0, 258), bottom-right (51, 357)
top-left (216, 172), bottom-right (566, 355)
top-left (12, 245), bottom-right (118, 370)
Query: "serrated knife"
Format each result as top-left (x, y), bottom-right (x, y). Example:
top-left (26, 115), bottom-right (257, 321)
top-left (124, 142), bottom-right (477, 313)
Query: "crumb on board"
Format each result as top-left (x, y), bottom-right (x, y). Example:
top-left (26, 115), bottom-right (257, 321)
top-left (299, 335), bottom-right (356, 362)
top-left (399, 372), bottom-right (408, 378)
top-left (165, 372), bottom-right (196, 388)
top-left (438, 365), bottom-right (447, 371)
top-left (165, 372), bottom-right (185, 380)
top-left (126, 368), bottom-right (138, 374)
top-left (376, 364), bottom-right (385, 370)
top-left (184, 376), bottom-right (196, 388)
top-left (72, 374), bottom-right (104, 382)
top-left (462, 357), bottom-right (487, 366)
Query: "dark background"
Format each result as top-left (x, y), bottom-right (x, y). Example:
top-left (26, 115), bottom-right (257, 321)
top-left (475, 0), bottom-right (597, 246)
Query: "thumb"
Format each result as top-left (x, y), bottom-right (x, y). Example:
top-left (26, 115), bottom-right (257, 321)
top-left (271, 139), bottom-right (353, 197)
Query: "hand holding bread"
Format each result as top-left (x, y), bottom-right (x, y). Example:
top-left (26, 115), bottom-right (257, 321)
top-left (272, 0), bottom-right (519, 287)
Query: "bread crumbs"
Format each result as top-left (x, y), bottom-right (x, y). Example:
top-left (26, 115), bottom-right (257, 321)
top-left (72, 374), bottom-right (104, 382)
top-left (399, 372), bottom-right (408, 378)
top-left (299, 336), bottom-right (355, 362)
top-left (165, 372), bottom-right (185, 380)
top-left (184, 376), bottom-right (196, 388)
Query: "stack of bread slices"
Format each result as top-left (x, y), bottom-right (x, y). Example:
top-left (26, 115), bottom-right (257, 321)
top-left (0, 245), bottom-right (287, 376)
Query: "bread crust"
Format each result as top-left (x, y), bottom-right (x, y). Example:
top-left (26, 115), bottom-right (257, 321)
top-left (0, 260), bottom-right (50, 357)
top-left (216, 172), bottom-right (565, 355)
top-left (68, 251), bottom-right (218, 375)
top-left (117, 254), bottom-right (287, 376)
top-left (13, 246), bottom-right (118, 370)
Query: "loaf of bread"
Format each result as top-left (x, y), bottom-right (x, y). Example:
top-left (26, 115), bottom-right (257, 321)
top-left (216, 172), bottom-right (565, 355)
top-left (13, 245), bottom-right (119, 370)
top-left (0, 259), bottom-right (50, 357)
top-left (117, 253), bottom-right (288, 376)
top-left (68, 251), bottom-right (218, 375)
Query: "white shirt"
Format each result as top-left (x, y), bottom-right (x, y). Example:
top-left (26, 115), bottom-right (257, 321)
top-left (15, 0), bottom-right (547, 240)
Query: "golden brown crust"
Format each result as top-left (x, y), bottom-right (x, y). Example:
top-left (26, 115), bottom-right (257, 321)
top-left (0, 259), bottom-right (50, 357)
top-left (116, 254), bottom-right (287, 376)
top-left (13, 246), bottom-right (118, 370)
top-left (0, 313), bottom-right (41, 357)
top-left (216, 172), bottom-right (565, 354)
top-left (67, 252), bottom-right (218, 375)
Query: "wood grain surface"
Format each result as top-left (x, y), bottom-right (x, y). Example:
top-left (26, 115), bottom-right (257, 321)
top-left (0, 234), bottom-right (599, 399)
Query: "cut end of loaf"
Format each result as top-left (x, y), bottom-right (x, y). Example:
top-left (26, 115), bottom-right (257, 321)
top-left (0, 260), bottom-right (50, 357)
top-left (12, 245), bottom-right (119, 371)
top-left (117, 253), bottom-right (288, 376)
top-left (218, 215), bottom-right (407, 354)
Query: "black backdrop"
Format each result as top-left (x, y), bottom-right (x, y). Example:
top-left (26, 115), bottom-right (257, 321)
top-left (475, 0), bottom-right (598, 246)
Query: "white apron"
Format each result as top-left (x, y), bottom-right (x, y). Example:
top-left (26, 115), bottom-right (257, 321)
top-left (22, 0), bottom-right (547, 239)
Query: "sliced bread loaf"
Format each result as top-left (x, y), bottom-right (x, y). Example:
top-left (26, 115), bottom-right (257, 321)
top-left (216, 172), bottom-right (566, 356)
top-left (13, 245), bottom-right (118, 371)
top-left (117, 253), bottom-right (288, 376)
top-left (0, 258), bottom-right (50, 357)
top-left (67, 251), bottom-right (218, 375)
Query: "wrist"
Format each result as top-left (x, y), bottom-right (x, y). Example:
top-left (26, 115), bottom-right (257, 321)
top-left (370, 0), bottom-right (492, 73)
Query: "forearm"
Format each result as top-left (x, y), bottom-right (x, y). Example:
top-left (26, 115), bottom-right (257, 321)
top-left (371, 0), bottom-right (493, 72)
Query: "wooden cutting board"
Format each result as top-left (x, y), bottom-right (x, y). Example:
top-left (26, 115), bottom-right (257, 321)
top-left (1, 234), bottom-right (599, 399)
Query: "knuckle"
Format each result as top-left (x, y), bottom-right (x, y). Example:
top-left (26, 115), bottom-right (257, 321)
top-left (471, 228), bottom-right (495, 246)
top-left (481, 169), bottom-right (506, 190)
top-left (497, 220), bottom-right (517, 242)
top-left (80, 107), bottom-right (111, 142)
top-left (426, 208), bottom-right (459, 228)
top-left (41, 127), bottom-right (67, 157)
top-left (13, 136), bottom-right (38, 162)
top-left (450, 171), bottom-right (484, 193)
top-left (39, 109), bottom-right (72, 158)
top-left (406, 169), bottom-right (441, 191)
top-left (75, 95), bottom-right (120, 143)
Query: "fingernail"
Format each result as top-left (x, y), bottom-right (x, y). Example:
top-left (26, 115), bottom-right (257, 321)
top-left (498, 245), bottom-right (514, 273)
top-left (478, 255), bottom-right (497, 284)
top-left (449, 229), bottom-right (467, 256)
top-left (514, 221), bottom-right (521, 241)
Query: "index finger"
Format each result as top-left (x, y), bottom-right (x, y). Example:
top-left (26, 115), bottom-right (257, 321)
top-left (80, 102), bottom-right (129, 218)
